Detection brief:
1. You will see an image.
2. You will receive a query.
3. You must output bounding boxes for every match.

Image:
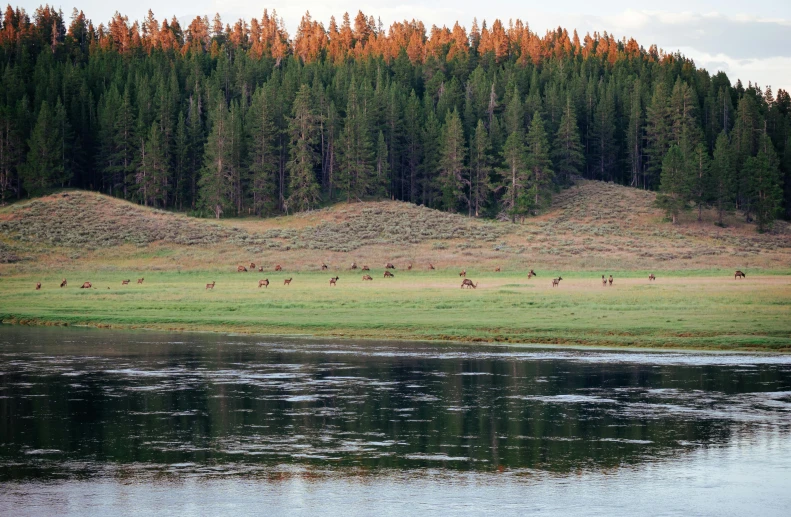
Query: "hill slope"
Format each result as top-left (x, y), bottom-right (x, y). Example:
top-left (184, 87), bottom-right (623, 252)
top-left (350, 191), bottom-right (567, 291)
top-left (1, 181), bottom-right (790, 272)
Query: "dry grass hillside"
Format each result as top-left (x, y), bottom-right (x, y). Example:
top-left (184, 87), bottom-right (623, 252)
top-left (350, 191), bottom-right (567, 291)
top-left (1, 180), bottom-right (790, 272)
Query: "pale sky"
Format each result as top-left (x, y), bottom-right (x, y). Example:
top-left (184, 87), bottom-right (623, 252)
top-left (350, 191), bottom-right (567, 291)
top-left (25, 1), bottom-right (791, 91)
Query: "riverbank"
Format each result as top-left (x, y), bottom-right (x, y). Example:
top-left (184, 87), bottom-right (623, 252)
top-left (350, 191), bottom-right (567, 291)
top-left (2, 270), bottom-right (789, 351)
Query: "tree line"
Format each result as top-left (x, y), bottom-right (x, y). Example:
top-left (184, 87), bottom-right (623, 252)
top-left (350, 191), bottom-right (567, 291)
top-left (0, 5), bottom-right (789, 231)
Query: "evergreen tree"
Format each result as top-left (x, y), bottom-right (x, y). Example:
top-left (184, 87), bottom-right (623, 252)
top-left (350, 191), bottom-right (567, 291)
top-left (553, 97), bottom-right (584, 186)
top-left (689, 143), bottom-right (712, 222)
top-left (592, 83), bottom-right (617, 181)
top-left (626, 81), bottom-right (644, 187)
top-left (501, 129), bottom-right (528, 222)
top-left (286, 84), bottom-right (321, 212)
top-left (658, 144), bottom-right (690, 223)
top-left (21, 102), bottom-right (64, 195)
top-left (711, 132), bottom-right (734, 226)
top-left (645, 83), bottom-right (672, 188)
top-left (173, 111), bottom-right (189, 210)
top-left (374, 130), bottom-right (389, 198)
top-left (525, 111), bottom-right (554, 211)
top-left (437, 108), bottom-right (466, 212)
top-left (746, 133), bottom-right (782, 232)
top-left (469, 119), bottom-right (494, 217)
top-left (0, 108), bottom-right (22, 203)
top-left (134, 122), bottom-right (169, 207)
top-left (338, 82), bottom-right (374, 201)
top-left (246, 84), bottom-right (279, 214)
top-left (198, 97), bottom-right (235, 218)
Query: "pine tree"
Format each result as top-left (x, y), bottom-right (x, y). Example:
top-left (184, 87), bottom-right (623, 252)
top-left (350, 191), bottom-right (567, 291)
top-left (626, 81), bottom-right (644, 187)
top-left (286, 84), bottom-right (321, 212)
top-left (553, 97), bottom-right (584, 186)
top-left (689, 143), bottom-right (711, 222)
top-left (173, 111), bottom-right (189, 210)
top-left (0, 108), bottom-right (22, 203)
top-left (338, 82), bottom-right (374, 202)
top-left (746, 133), bottom-right (782, 232)
top-left (246, 84), bottom-right (279, 214)
top-left (134, 122), bottom-right (169, 207)
top-left (437, 109), bottom-right (466, 212)
top-left (525, 111), bottom-right (554, 211)
top-left (645, 83), bottom-right (672, 188)
top-left (21, 102), bottom-right (63, 195)
top-left (658, 145), bottom-right (690, 223)
top-left (711, 131), bottom-right (735, 226)
top-left (198, 97), bottom-right (235, 218)
top-left (592, 83), bottom-right (617, 181)
top-left (374, 130), bottom-right (389, 198)
top-left (501, 129), bottom-right (528, 222)
top-left (469, 120), bottom-right (494, 217)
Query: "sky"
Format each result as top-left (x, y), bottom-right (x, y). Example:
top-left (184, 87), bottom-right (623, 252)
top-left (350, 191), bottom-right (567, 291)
top-left (21, 0), bottom-right (791, 91)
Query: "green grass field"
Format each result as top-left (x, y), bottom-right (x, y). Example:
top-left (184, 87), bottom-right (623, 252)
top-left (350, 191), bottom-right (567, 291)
top-left (2, 269), bottom-right (790, 351)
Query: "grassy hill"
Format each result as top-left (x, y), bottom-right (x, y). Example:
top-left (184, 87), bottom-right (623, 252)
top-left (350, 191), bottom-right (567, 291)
top-left (1, 180), bottom-right (789, 273)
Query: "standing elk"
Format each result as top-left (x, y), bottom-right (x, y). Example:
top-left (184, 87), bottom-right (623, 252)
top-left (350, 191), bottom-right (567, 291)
top-left (60, 279), bottom-right (67, 288)
top-left (250, 263), bottom-right (256, 270)
top-left (121, 279), bottom-right (130, 285)
top-left (429, 263), bottom-right (435, 270)
top-left (80, 282), bottom-right (92, 289)
top-left (350, 262), bottom-right (358, 270)
top-left (258, 266), bottom-right (263, 272)
top-left (385, 263), bottom-right (396, 269)
top-left (649, 274), bottom-right (656, 281)
top-left (206, 281), bottom-right (215, 290)
top-left (330, 276), bottom-right (339, 286)
top-left (602, 275), bottom-right (607, 287)
top-left (407, 263), bottom-right (413, 270)
top-left (362, 275), bottom-right (373, 281)
top-left (494, 267), bottom-right (500, 272)
top-left (275, 264), bottom-right (282, 271)
top-left (237, 265), bottom-right (248, 272)
top-left (137, 278), bottom-right (144, 284)
top-left (321, 263), bottom-right (328, 270)
top-left (461, 279), bottom-right (477, 289)
top-left (258, 279), bottom-right (270, 288)
top-left (459, 270), bottom-right (466, 277)
top-left (362, 265), bottom-right (370, 271)
top-left (528, 270), bottom-right (536, 279)
top-left (384, 271), bottom-right (394, 278)
top-left (283, 278), bottom-right (292, 285)
top-left (735, 270), bottom-right (746, 279)
top-left (608, 275), bottom-right (613, 286)
top-left (552, 277), bottom-right (563, 287)
top-left (35, 282), bottom-right (41, 290)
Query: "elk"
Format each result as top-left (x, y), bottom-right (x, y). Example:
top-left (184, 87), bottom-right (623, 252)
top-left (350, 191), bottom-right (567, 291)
top-left (321, 263), bottom-right (328, 270)
top-left (385, 262), bottom-right (395, 269)
top-left (60, 279), bottom-right (67, 288)
top-left (137, 278), bottom-right (144, 284)
top-left (250, 263), bottom-right (256, 270)
top-left (237, 265), bottom-right (248, 272)
top-left (206, 281), bottom-right (215, 290)
top-left (258, 266), bottom-right (263, 272)
top-left (429, 263), bottom-right (435, 270)
top-left (494, 267), bottom-right (500, 272)
top-left (649, 274), bottom-right (656, 281)
top-left (602, 275), bottom-right (607, 287)
top-left (283, 278), bottom-right (292, 285)
top-left (407, 263), bottom-right (413, 270)
top-left (350, 262), bottom-right (358, 270)
top-left (552, 277), bottom-right (563, 287)
top-left (258, 279), bottom-right (270, 288)
top-left (528, 270), bottom-right (536, 279)
top-left (35, 282), bottom-right (41, 290)
top-left (735, 270), bottom-right (746, 279)
top-left (275, 264), bottom-right (282, 271)
top-left (121, 279), bottom-right (130, 285)
top-left (362, 265), bottom-right (370, 271)
top-left (459, 270), bottom-right (466, 277)
top-left (384, 271), bottom-right (394, 278)
top-left (80, 282), bottom-right (92, 289)
top-left (362, 274), bottom-right (373, 281)
top-left (330, 276), bottom-right (339, 286)
top-left (461, 279), bottom-right (477, 289)
top-left (608, 275), bottom-right (613, 286)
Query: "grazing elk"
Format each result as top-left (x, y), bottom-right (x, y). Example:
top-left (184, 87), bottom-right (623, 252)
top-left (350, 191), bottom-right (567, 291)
top-left (384, 271), bottom-right (394, 278)
top-left (121, 279), bottom-right (130, 285)
top-left (461, 279), bottom-right (477, 289)
top-left (429, 263), bottom-right (435, 270)
top-left (321, 263), bottom-right (328, 270)
top-left (459, 270), bottom-right (466, 277)
top-left (330, 276), bottom-right (339, 286)
top-left (237, 265), bottom-right (248, 272)
top-left (552, 277), bottom-right (563, 287)
top-left (275, 264), bottom-right (282, 271)
top-left (407, 263), bottom-right (413, 270)
top-left (649, 274), bottom-right (656, 281)
top-left (137, 278), bottom-right (144, 284)
top-left (494, 267), bottom-right (500, 272)
top-left (80, 282), bottom-right (92, 289)
top-left (60, 279), bottom-right (67, 288)
top-left (385, 263), bottom-right (395, 269)
top-left (362, 265), bottom-right (370, 271)
top-left (350, 262), bottom-right (358, 270)
top-left (283, 278), bottom-right (292, 285)
top-left (362, 274), bottom-right (373, 281)
top-left (258, 279), bottom-right (270, 288)
top-left (206, 281), bottom-right (215, 290)
top-left (35, 282), bottom-right (41, 290)
top-left (735, 270), bottom-right (746, 279)
top-left (608, 275), bottom-right (613, 286)
top-left (602, 275), bottom-right (607, 287)
top-left (250, 263), bottom-right (256, 270)
top-left (528, 270), bottom-right (536, 279)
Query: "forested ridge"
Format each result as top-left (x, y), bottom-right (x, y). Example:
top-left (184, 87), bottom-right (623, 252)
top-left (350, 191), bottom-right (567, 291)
top-left (0, 6), bottom-right (789, 232)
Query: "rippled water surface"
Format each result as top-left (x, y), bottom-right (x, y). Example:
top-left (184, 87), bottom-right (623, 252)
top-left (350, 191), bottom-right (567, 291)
top-left (1, 327), bottom-right (791, 515)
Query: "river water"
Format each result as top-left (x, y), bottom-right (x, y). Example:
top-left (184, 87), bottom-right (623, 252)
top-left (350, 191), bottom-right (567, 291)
top-left (1, 327), bottom-right (790, 515)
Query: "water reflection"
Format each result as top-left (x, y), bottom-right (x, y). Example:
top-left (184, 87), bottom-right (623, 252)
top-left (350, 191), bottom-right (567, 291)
top-left (1, 327), bottom-right (790, 482)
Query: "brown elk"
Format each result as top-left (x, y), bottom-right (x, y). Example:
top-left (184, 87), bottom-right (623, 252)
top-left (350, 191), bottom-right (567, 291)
top-left (362, 274), bottom-right (373, 281)
top-left (459, 270), bottom-right (466, 277)
top-left (275, 264), bottom-right (282, 271)
top-left (384, 271), bottom-right (394, 278)
top-left (528, 270), bottom-right (536, 279)
top-left (258, 266), bottom-right (263, 272)
top-left (735, 270), bottom-right (746, 279)
top-left (494, 267), bottom-right (500, 272)
top-left (649, 274), bottom-right (656, 281)
top-left (407, 263), bottom-right (413, 270)
top-left (602, 275), bottom-right (607, 287)
top-left (429, 263), bottom-right (435, 270)
top-left (330, 276), bottom-right (339, 286)
top-left (258, 279), bottom-right (270, 288)
top-left (121, 279), bottom-right (130, 285)
top-left (137, 278), bottom-right (144, 284)
top-left (237, 265), bottom-right (248, 272)
top-left (385, 263), bottom-right (395, 269)
top-left (283, 278), bottom-right (292, 285)
top-left (552, 277), bottom-right (563, 287)
top-left (350, 262), bottom-right (358, 270)
top-left (461, 279), bottom-right (477, 289)
top-left (362, 265), bottom-right (370, 271)
top-left (60, 279), bottom-right (67, 288)
top-left (608, 275), bottom-right (613, 286)
top-left (35, 282), bottom-right (41, 290)
top-left (80, 282), bottom-right (92, 289)
top-left (321, 263), bottom-right (328, 270)
top-left (250, 263), bottom-right (256, 270)
top-left (206, 281), bottom-right (215, 290)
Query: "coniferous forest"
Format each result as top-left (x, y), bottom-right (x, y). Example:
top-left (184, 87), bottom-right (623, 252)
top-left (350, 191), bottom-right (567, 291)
top-left (1, 6), bottom-right (789, 231)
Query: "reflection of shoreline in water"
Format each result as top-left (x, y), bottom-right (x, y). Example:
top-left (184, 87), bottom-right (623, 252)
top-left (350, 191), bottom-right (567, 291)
top-left (1, 326), bottom-right (790, 483)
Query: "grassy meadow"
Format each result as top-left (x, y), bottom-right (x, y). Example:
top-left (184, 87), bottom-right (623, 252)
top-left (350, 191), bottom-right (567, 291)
top-left (2, 268), bottom-right (790, 351)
